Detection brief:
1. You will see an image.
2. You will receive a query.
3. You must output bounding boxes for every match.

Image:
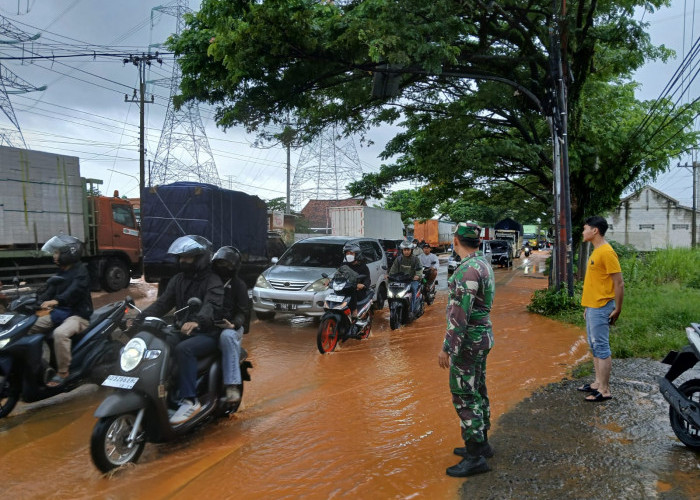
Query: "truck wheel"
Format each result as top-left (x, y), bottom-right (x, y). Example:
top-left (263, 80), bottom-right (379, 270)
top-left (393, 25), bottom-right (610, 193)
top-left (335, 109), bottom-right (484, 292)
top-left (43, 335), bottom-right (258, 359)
top-left (101, 259), bottom-right (129, 292)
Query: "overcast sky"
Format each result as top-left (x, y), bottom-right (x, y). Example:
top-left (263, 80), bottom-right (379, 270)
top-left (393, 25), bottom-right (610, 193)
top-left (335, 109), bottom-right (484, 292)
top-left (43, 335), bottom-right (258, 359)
top-left (0, 0), bottom-right (698, 208)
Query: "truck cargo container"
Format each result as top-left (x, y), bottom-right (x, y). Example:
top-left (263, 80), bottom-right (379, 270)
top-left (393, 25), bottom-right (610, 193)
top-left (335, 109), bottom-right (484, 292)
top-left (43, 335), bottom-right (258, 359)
top-left (0, 146), bottom-right (141, 291)
top-left (140, 182), bottom-right (270, 290)
top-left (413, 219), bottom-right (456, 251)
top-left (495, 218), bottom-right (524, 258)
top-left (329, 206), bottom-right (404, 240)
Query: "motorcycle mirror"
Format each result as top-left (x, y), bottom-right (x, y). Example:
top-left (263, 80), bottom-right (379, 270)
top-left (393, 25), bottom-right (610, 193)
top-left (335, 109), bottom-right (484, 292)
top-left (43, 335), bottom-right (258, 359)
top-left (12, 275), bottom-right (20, 289)
top-left (321, 273), bottom-right (329, 279)
top-left (271, 257), bottom-right (279, 265)
top-left (187, 297), bottom-right (203, 312)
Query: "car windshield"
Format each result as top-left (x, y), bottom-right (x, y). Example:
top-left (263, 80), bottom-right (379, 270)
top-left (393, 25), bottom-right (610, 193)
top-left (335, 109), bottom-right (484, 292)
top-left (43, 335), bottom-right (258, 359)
top-left (490, 241), bottom-right (509, 251)
top-left (277, 242), bottom-right (344, 268)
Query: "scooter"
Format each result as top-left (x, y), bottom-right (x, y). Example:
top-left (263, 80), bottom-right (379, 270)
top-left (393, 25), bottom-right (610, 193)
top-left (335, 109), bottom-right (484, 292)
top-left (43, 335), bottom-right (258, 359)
top-left (316, 272), bottom-right (374, 354)
top-left (90, 298), bottom-right (253, 473)
top-left (422, 267), bottom-right (437, 306)
top-left (522, 242), bottom-right (532, 257)
top-left (0, 277), bottom-right (130, 419)
top-left (658, 322), bottom-right (700, 451)
top-left (387, 273), bottom-right (424, 330)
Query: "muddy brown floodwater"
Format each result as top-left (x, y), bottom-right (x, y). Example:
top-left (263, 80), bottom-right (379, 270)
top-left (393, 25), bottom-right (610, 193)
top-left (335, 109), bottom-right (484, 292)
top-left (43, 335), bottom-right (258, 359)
top-left (1, 251), bottom-right (696, 499)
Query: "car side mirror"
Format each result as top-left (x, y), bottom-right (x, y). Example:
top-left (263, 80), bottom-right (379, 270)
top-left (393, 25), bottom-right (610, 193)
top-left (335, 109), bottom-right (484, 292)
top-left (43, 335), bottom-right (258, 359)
top-left (382, 265), bottom-right (387, 270)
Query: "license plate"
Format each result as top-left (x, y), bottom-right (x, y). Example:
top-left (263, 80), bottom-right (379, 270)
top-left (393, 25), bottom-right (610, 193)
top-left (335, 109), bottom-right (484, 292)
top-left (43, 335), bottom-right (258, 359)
top-left (326, 294), bottom-right (346, 302)
top-left (274, 303), bottom-right (297, 311)
top-left (0, 314), bottom-right (13, 325)
top-left (102, 375), bottom-right (139, 390)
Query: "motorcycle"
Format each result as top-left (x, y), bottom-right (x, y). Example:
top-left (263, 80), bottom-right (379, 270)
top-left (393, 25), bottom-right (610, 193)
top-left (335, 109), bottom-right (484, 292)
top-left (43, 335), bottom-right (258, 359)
top-left (658, 322), bottom-right (700, 451)
top-left (522, 242), bottom-right (532, 257)
top-left (0, 276), bottom-right (130, 418)
top-left (387, 273), bottom-right (424, 330)
top-left (316, 272), bottom-right (374, 354)
top-left (422, 267), bottom-right (437, 306)
top-left (90, 298), bottom-right (253, 473)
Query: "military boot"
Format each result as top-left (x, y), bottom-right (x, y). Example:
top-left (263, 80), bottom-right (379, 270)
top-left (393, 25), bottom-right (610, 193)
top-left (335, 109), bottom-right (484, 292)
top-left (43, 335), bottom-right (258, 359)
top-left (453, 431), bottom-right (494, 458)
top-left (446, 443), bottom-right (490, 478)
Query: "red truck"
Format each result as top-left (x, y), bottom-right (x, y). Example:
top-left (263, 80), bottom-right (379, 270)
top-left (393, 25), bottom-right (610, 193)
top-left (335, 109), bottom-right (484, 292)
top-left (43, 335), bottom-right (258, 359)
top-left (0, 146), bottom-right (141, 292)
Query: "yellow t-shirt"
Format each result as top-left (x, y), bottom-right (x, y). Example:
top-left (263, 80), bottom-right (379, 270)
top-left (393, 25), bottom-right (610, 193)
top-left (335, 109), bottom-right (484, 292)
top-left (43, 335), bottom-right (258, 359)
top-left (581, 243), bottom-right (621, 308)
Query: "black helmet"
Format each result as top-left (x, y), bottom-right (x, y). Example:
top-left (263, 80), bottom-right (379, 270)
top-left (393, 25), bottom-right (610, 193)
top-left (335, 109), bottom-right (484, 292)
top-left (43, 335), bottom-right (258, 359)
top-left (167, 235), bottom-right (212, 276)
top-left (211, 246), bottom-right (242, 279)
top-left (41, 234), bottom-right (83, 266)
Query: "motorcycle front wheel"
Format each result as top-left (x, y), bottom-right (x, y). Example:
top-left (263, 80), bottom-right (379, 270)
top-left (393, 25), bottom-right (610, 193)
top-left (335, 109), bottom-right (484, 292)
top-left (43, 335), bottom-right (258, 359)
top-left (669, 379), bottom-right (700, 451)
top-left (317, 317), bottom-right (340, 354)
top-left (90, 413), bottom-right (145, 473)
top-left (389, 303), bottom-right (401, 330)
top-left (359, 309), bottom-right (373, 339)
top-left (0, 375), bottom-right (20, 419)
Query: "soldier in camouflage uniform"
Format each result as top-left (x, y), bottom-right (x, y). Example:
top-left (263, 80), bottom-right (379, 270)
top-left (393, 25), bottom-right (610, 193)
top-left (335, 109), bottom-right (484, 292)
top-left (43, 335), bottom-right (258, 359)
top-left (438, 222), bottom-right (495, 477)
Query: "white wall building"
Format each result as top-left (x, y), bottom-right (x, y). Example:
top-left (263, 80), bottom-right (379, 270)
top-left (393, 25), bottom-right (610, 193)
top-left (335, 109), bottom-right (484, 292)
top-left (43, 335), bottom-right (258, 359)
top-left (606, 186), bottom-right (699, 250)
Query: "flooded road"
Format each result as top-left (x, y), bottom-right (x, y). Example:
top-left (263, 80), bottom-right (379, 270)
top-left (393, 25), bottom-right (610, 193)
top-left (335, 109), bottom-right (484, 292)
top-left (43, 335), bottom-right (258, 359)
top-left (0, 252), bottom-right (605, 498)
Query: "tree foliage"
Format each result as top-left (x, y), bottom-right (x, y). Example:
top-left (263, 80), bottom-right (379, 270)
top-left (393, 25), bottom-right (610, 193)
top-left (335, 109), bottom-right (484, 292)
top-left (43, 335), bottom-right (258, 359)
top-left (169, 0), bottom-right (699, 248)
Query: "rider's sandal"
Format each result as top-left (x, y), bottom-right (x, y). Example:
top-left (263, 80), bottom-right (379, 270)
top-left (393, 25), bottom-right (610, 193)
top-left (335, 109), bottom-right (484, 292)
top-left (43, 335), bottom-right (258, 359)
top-left (46, 373), bottom-right (68, 388)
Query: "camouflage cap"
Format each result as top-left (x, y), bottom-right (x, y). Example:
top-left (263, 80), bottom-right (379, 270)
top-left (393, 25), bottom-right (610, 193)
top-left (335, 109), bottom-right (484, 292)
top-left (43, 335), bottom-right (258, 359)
top-left (454, 222), bottom-right (481, 238)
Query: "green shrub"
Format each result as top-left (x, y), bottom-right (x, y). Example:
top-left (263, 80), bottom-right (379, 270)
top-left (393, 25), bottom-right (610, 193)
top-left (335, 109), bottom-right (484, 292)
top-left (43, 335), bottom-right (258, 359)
top-left (527, 285), bottom-right (580, 316)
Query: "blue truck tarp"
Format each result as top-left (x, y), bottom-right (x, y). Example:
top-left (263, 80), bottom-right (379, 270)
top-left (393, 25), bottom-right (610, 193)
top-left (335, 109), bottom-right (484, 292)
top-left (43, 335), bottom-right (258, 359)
top-left (141, 182), bottom-right (268, 268)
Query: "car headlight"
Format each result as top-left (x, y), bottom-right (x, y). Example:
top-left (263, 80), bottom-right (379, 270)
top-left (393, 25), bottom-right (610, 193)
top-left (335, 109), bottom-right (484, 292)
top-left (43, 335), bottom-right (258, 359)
top-left (255, 274), bottom-right (272, 289)
top-left (0, 338), bottom-right (10, 349)
top-left (120, 337), bottom-right (147, 372)
top-left (307, 277), bottom-right (330, 292)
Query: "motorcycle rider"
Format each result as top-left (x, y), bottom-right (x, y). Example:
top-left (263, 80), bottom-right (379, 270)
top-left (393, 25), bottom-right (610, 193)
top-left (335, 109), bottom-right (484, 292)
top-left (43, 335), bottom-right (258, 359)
top-left (29, 234), bottom-right (94, 387)
top-left (338, 242), bottom-right (371, 318)
top-left (418, 244), bottom-right (439, 286)
top-left (211, 246), bottom-right (250, 405)
top-left (389, 240), bottom-right (423, 317)
top-left (134, 235), bottom-right (224, 425)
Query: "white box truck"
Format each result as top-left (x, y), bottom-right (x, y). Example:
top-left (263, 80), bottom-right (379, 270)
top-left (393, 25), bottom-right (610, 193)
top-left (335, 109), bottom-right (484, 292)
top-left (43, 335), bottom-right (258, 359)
top-left (329, 206), bottom-right (404, 239)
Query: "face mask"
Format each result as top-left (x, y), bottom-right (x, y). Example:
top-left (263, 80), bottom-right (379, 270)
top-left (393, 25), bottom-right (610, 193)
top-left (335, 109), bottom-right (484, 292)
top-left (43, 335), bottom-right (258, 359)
top-left (345, 254), bottom-right (355, 263)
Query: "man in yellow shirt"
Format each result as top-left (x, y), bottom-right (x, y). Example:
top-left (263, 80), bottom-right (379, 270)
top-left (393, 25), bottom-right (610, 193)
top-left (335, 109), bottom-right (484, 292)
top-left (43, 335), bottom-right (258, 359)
top-left (579, 216), bottom-right (624, 402)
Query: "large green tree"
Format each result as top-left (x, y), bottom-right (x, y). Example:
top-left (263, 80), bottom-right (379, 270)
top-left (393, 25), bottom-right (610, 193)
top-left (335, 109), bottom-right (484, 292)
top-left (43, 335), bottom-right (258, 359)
top-left (169, 0), bottom-right (698, 249)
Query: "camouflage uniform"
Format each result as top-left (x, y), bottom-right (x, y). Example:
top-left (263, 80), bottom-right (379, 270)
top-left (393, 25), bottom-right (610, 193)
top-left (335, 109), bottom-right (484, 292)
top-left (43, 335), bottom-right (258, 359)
top-left (443, 226), bottom-right (495, 445)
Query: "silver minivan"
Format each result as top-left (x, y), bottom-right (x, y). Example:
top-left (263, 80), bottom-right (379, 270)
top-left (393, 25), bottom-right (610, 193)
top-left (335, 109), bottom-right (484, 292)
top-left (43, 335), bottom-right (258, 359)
top-left (252, 236), bottom-right (388, 320)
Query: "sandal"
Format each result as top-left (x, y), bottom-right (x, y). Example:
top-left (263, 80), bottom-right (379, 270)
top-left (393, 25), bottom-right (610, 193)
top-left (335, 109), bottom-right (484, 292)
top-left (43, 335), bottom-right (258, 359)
top-left (46, 373), bottom-right (68, 388)
top-left (585, 391), bottom-right (613, 402)
top-left (576, 383), bottom-right (598, 393)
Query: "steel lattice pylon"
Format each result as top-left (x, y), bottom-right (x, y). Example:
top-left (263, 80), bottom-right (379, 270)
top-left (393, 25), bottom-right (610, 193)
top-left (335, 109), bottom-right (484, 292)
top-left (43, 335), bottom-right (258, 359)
top-left (291, 125), bottom-right (363, 210)
top-left (149, 1), bottom-right (219, 187)
top-left (0, 16), bottom-right (44, 148)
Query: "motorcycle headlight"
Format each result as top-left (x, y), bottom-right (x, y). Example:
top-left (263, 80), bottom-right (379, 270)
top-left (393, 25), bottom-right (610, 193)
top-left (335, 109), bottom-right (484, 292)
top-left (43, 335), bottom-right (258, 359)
top-left (255, 274), bottom-right (272, 289)
top-left (0, 338), bottom-right (10, 349)
top-left (387, 290), bottom-right (394, 298)
top-left (120, 337), bottom-right (147, 372)
top-left (307, 277), bottom-right (330, 292)
top-left (396, 290), bottom-right (408, 299)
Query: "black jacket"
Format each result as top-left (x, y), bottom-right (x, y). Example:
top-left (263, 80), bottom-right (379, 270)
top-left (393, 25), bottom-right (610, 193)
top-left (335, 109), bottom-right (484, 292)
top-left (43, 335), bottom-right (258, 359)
top-left (38, 262), bottom-right (94, 320)
top-left (139, 270), bottom-right (224, 333)
top-left (221, 276), bottom-right (250, 332)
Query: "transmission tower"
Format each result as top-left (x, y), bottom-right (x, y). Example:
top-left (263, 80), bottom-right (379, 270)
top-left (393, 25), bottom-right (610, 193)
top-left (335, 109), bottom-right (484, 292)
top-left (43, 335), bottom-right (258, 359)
top-left (148, 1), bottom-right (220, 187)
top-left (0, 16), bottom-right (44, 148)
top-left (291, 124), bottom-right (363, 209)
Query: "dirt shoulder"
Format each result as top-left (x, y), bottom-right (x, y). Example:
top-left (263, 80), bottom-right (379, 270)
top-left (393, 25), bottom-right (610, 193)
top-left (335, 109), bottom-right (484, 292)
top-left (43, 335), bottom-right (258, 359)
top-left (460, 358), bottom-right (700, 499)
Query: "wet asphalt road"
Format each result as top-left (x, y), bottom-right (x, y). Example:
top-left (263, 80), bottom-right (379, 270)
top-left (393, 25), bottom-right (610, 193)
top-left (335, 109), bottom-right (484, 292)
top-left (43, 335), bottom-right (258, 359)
top-left (1, 252), bottom-right (699, 498)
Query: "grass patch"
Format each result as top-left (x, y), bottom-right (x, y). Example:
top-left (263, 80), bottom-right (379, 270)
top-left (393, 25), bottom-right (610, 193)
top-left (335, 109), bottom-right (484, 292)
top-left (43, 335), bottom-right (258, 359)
top-left (529, 247), bottom-right (700, 360)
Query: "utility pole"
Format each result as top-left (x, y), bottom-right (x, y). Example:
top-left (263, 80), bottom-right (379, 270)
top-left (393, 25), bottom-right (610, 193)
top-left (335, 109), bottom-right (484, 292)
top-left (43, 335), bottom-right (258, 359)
top-left (123, 52), bottom-right (161, 195)
top-left (679, 159), bottom-right (699, 247)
